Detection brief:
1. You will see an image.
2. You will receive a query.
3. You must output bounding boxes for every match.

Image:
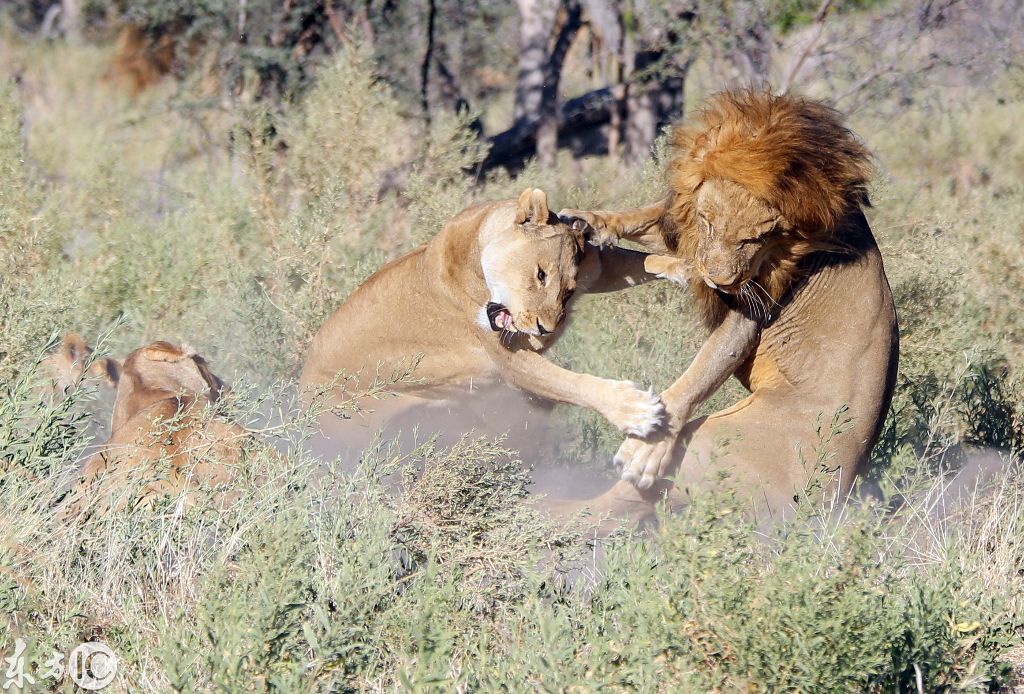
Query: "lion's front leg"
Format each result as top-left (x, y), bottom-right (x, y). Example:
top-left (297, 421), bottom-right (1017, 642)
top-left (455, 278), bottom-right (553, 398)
top-left (617, 309), bottom-right (760, 489)
top-left (558, 200), bottom-right (671, 254)
top-left (614, 401), bottom-right (695, 489)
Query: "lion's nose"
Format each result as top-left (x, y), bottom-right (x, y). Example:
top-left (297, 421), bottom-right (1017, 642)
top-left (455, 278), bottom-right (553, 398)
top-left (705, 271), bottom-right (740, 290)
top-left (537, 320), bottom-right (552, 336)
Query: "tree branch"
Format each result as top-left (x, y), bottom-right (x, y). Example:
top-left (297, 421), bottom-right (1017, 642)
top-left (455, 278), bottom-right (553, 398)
top-left (421, 0), bottom-right (437, 125)
top-left (780, 0), bottom-right (834, 93)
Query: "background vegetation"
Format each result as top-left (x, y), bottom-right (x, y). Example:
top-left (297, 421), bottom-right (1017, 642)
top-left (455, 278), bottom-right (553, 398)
top-left (1, 0), bottom-right (1023, 690)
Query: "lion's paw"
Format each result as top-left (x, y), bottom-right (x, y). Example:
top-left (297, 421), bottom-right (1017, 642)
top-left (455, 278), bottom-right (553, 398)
top-left (615, 433), bottom-right (676, 490)
top-left (643, 254), bottom-right (692, 285)
top-left (603, 381), bottom-right (664, 438)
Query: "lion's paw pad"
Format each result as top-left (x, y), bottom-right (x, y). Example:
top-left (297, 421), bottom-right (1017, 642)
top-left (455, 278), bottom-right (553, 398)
top-left (606, 381), bottom-right (664, 437)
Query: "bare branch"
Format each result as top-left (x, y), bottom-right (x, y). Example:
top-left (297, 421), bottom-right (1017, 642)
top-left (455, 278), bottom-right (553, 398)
top-left (780, 0), bottom-right (835, 93)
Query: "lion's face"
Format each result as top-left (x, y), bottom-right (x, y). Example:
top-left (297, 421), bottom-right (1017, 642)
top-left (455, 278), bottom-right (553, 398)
top-left (480, 189), bottom-right (584, 338)
top-left (693, 179), bottom-right (786, 293)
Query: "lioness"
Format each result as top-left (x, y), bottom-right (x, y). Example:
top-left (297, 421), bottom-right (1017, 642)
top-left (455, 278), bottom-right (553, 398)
top-left (300, 188), bottom-right (664, 450)
top-left (45, 333), bottom-right (122, 391)
top-left (59, 340), bottom-right (250, 519)
top-left (558, 90), bottom-right (899, 523)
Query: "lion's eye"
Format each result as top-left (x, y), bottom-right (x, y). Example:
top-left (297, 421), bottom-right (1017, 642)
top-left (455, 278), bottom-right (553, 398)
top-left (756, 219), bottom-right (780, 237)
top-left (537, 267), bottom-right (547, 283)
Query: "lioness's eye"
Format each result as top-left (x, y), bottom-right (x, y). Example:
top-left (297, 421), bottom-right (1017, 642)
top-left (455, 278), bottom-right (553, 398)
top-left (537, 267), bottom-right (547, 283)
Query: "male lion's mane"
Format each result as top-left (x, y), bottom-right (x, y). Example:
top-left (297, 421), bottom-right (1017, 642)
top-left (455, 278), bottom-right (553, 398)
top-left (662, 89), bottom-right (873, 328)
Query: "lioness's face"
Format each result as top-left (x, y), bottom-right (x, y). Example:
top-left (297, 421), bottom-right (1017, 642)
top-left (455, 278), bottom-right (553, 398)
top-left (123, 342), bottom-right (227, 400)
top-left (693, 179), bottom-right (786, 293)
top-left (480, 189), bottom-right (584, 338)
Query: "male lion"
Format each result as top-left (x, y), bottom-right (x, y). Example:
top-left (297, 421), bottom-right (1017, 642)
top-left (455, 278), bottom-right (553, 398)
top-left (300, 188), bottom-right (664, 452)
top-left (59, 340), bottom-right (250, 519)
top-left (559, 90), bottom-right (899, 522)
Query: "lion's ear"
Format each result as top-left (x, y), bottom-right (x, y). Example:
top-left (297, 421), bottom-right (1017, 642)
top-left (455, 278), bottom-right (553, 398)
top-left (515, 188), bottom-right (550, 225)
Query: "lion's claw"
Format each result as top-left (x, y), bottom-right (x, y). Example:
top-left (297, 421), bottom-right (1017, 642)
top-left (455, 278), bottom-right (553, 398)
top-left (558, 208), bottom-right (617, 248)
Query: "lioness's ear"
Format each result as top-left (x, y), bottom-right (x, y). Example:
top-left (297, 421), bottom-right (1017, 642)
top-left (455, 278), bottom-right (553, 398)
top-left (48, 333), bottom-right (92, 388)
top-left (515, 188), bottom-right (550, 225)
top-left (570, 221), bottom-right (586, 256)
top-left (89, 357), bottom-right (122, 387)
top-left (61, 333), bottom-right (90, 363)
top-left (193, 356), bottom-right (229, 401)
top-left (142, 342), bottom-right (190, 363)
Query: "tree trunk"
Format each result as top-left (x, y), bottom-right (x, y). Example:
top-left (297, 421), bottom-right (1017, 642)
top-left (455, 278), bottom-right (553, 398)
top-left (485, 0), bottom-right (691, 171)
top-left (514, 0), bottom-right (560, 123)
top-left (537, 2), bottom-right (582, 166)
top-left (511, 0), bottom-right (582, 168)
top-left (580, 0), bottom-right (623, 163)
top-left (625, 53), bottom-right (690, 165)
top-left (624, 87), bottom-right (657, 166)
top-left (60, 0), bottom-right (82, 43)
top-left (480, 86), bottom-right (614, 173)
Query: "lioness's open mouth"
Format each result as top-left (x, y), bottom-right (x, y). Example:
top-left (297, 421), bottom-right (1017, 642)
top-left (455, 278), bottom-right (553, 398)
top-left (486, 302), bottom-right (515, 331)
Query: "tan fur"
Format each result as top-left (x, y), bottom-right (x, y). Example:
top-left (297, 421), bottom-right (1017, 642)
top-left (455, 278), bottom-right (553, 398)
top-left (59, 341), bottom-right (248, 520)
top-left (104, 25), bottom-right (178, 94)
top-left (45, 333), bottom-right (122, 392)
top-left (556, 91), bottom-right (898, 529)
top-left (300, 188), bottom-right (665, 451)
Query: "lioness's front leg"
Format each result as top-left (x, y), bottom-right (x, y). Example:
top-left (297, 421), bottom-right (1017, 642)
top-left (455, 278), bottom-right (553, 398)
top-left (558, 200), bottom-right (671, 254)
top-left (617, 309), bottom-right (760, 488)
top-left (491, 346), bottom-right (665, 438)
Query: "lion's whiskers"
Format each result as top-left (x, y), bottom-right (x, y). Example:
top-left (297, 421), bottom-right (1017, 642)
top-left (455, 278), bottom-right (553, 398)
top-left (746, 279), bottom-right (777, 323)
top-left (740, 284), bottom-right (762, 322)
